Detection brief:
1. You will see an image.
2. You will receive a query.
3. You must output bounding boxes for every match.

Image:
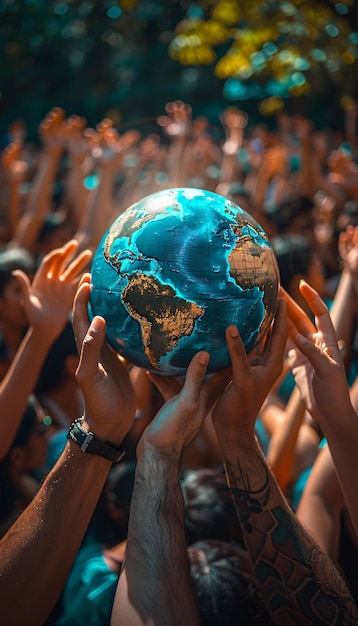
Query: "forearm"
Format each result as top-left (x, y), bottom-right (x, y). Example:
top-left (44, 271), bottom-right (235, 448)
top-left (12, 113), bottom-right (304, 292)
top-left (75, 169), bottom-right (115, 253)
top-left (0, 440), bottom-right (112, 626)
top-left (329, 270), bottom-right (355, 359)
top-left (266, 386), bottom-right (306, 492)
top-left (0, 325), bottom-right (59, 459)
top-left (321, 406), bottom-right (358, 539)
top-left (221, 435), bottom-right (358, 625)
top-left (11, 150), bottom-right (62, 250)
top-left (112, 449), bottom-right (201, 626)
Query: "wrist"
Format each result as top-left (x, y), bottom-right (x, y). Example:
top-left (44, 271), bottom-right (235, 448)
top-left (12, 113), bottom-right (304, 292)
top-left (82, 414), bottom-right (126, 447)
top-left (67, 417), bottom-right (125, 463)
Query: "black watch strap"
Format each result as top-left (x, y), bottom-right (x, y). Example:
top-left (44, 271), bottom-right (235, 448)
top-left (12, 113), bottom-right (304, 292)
top-left (67, 418), bottom-right (125, 463)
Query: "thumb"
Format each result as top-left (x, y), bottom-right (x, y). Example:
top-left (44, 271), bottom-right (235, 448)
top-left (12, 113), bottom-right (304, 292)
top-left (76, 316), bottom-right (106, 386)
top-left (12, 270), bottom-right (31, 308)
top-left (181, 351), bottom-right (210, 404)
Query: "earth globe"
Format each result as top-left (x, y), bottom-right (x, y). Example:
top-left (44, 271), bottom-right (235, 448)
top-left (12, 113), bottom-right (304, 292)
top-left (89, 187), bottom-right (280, 375)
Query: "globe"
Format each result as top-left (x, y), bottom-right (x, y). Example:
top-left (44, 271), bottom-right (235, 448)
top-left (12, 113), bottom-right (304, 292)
top-left (89, 187), bottom-right (280, 375)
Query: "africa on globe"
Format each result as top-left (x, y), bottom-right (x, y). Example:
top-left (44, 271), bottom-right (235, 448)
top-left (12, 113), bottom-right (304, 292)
top-left (89, 187), bottom-right (280, 375)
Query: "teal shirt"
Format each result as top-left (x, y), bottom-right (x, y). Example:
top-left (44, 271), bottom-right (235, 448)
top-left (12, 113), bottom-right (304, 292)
top-left (55, 537), bottom-right (118, 626)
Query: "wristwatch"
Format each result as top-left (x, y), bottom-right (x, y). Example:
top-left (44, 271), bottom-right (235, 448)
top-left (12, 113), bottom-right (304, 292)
top-left (67, 417), bottom-right (125, 463)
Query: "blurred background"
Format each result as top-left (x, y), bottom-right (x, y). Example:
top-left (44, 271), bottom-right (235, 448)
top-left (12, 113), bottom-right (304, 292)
top-left (1, 0), bottom-right (358, 140)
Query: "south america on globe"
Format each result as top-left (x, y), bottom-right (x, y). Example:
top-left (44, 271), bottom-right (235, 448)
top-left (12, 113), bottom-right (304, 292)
top-left (89, 187), bottom-right (280, 375)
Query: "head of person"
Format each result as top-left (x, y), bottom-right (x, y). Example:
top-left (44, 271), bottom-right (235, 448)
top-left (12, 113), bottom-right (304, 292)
top-left (189, 539), bottom-right (274, 626)
top-left (5, 395), bottom-right (50, 477)
top-left (0, 396), bottom-right (50, 534)
top-left (0, 247), bottom-right (35, 331)
top-left (271, 233), bottom-right (325, 302)
top-left (181, 467), bottom-right (244, 546)
top-left (268, 195), bottom-right (316, 246)
top-left (91, 461), bottom-right (137, 546)
top-left (36, 212), bottom-right (73, 260)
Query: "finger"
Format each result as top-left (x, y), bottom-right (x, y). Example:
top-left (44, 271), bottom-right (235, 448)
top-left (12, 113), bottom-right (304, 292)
top-left (225, 325), bottom-right (249, 380)
top-left (12, 270), bottom-right (31, 307)
top-left (72, 278), bottom-right (91, 352)
top-left (290, 332), bottom-right (339, 372)
top-left (262, 298), bottom-right (288, 371)
top-left (181, 351), bottom-right (210, 405)
top-left (61, 248), bottom-right (93, 282)
top-left (37, 240), bottom-right (79, 277)
top-left (298, 280), bottom-right (336, 338)
top-left (75, 316), bottom-right (106, 388)
top-left (280, 285), bottom-right (316, 336)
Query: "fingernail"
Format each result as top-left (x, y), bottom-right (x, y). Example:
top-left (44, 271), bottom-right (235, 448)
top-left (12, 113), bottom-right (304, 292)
top-left (199, 353), bottom-right (209, 366)
top-left (90, 316), bottom-right (103, 332)
top-left (229, 326), bottom-right (239, 337)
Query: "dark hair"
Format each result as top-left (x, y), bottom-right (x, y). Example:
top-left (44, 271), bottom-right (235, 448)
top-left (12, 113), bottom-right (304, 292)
top-left (91, 461), bottom-right (136, 546)
top-left (189, 539), bottom-right (274, 626)
top-left (0, 397), bottom-right (38, 535)
top-left (181, 468), bottom-right (244, 546)
top-left (267, 195), bottom-right (314, 233)
top-left (0, 247), bottom-right (35, 295)
top-left (37, 212), bottom-right (68, 244)
top-left (271, 233), bottom-right (312, 292)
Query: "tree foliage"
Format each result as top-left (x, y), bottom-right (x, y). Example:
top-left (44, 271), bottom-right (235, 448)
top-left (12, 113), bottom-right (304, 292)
top-left (0, 0), bottom-right (357, 137)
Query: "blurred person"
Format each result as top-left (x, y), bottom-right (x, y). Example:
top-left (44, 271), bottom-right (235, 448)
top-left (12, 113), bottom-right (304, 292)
top-left (0, 396), bottom-right (50, 537)
top-left (0, 273), bottom-right (136, 625)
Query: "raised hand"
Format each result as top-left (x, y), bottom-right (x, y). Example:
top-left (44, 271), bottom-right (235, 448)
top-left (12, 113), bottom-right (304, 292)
top-left (286, 280), bottom-right (353, 427)
top-left (72, 273), bottom-right (135, 443)
top-left (212, 299), bottom-right (287, 443)
top-left (138, 351), bottom-right (213, 460)
top-left (1, 140), bottom-right (28, 185)
top-left (38, 107), bottom-right (66, 156)
top-left (13, 239), bottom-right (92, 341)
top-left (338, 224), bottom-right (358, 278)
top-left (157, 99), bottom-right (192, 139)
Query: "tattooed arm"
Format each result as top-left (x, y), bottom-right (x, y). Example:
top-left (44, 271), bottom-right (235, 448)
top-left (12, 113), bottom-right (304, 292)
top-left (212, 300), bottom-right (358, 625)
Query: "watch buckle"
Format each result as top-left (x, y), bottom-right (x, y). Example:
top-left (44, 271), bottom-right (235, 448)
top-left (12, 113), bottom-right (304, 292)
top-left (81, 432), bottom-right (94, 452)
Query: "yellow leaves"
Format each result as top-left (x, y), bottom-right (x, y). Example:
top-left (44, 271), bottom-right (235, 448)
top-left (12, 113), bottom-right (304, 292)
top-left (212, 0), bottom-right (242, 26)
top-left (215, 50), bottom-right (252, 78)
top-left (173, 18), bottom-right (231, 47)
top-left (169, 14), bottom-right (232, 65)
top-left (258, 97), bottom-right (284, 116)
top-left (169, 40), bottom-right (216, 66)
top-left (168, 0), bottom-right (358, 98)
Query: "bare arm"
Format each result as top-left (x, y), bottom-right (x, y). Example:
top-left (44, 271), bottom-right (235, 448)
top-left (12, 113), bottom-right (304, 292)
top-left (0, 240), bottom-right (92, 459)
top-left (212, 301), bottom-right (358, 624)
top-left (286, 280), bottom-right (358, 538)
top-left (10, 108), bottom-right (65, 252)
top-left (112, 353), bottom-right (229, 625)
top-left (0, 441), bottom-right (116, 626)
top-left (0, 276), bottom-right (136, 626)
top-left (296, 444), bottom-right (345, 561)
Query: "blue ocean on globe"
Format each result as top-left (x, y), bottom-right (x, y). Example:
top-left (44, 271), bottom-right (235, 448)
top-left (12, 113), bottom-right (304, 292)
top-left (89, 187), bottom-right (280, 375)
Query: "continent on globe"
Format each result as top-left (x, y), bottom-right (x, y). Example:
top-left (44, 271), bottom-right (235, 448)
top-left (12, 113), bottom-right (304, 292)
top-left (89, 187), bottom-right (280, 375)
top-left (122, 273), bottom-right (204, 370)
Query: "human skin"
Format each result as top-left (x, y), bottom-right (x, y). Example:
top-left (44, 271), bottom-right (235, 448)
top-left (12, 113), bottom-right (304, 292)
top-left (0, 275), bottom-right (136, 625)
top-left (211, 299), bottom-right (358, 624)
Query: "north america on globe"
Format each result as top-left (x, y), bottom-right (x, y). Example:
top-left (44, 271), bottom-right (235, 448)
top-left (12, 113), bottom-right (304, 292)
top-left (89, 187), bottom-right (280, 375)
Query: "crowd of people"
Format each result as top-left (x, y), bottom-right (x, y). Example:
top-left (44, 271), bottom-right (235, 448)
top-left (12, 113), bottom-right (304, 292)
top-left (0, 100), bottom-right (358, 624)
